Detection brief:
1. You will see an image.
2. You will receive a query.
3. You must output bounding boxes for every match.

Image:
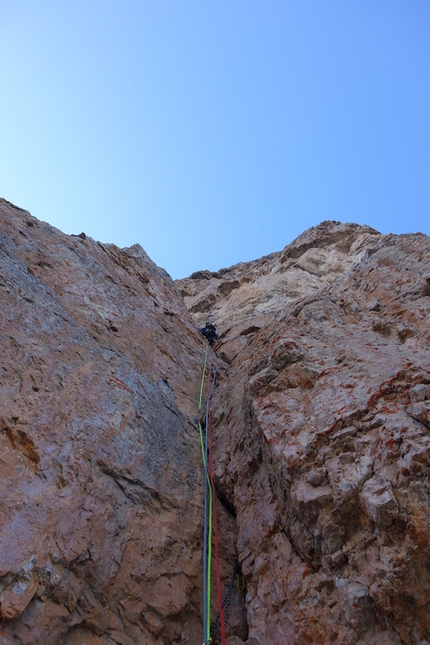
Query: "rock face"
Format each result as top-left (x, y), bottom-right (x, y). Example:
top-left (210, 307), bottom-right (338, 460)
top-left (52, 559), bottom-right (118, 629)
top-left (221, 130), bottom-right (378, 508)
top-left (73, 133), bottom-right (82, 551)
top-left (0, 198), bottom-right (242, 645)
top-left (1, 201), bottom-right (430, 645)
top-left (180, 221), bottom-right (430, 645)
top-left (176, 221), bottom-right (381, 330)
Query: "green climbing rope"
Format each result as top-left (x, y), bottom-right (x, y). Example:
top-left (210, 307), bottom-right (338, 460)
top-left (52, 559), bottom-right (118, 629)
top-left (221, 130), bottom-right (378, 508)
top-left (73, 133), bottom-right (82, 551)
top-left (197, 342), bottom-right (214, 643)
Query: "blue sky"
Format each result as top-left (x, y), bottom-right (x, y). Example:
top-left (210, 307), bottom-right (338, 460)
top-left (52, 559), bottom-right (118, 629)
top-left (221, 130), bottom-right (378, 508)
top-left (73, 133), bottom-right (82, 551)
top-left (1, 1), bottom-right (429, 278)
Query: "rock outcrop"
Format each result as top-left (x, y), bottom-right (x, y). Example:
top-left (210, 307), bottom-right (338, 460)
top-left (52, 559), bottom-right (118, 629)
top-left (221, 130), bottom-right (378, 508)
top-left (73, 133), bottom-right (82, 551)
top-left (1, 200), bottom-right (430, 645)
top-left (176, 221), bottom-right (381, 330)
top-left (0, 198), bottom-right (243, 645)
top-left (179, 221), bottom-right (430, 645)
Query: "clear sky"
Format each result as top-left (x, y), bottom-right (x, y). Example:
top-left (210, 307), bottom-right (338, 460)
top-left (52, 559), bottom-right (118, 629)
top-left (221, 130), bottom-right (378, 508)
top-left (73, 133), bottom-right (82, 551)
top-left (1, 1), bottom-right (429, 278)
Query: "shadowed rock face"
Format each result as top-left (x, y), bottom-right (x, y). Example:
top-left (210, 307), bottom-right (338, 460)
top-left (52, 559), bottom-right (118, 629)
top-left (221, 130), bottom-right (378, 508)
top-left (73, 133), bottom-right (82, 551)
top-left (1, 200), bottom-right (430, 645)
top-left (0, 198), bottom-right (244, 645)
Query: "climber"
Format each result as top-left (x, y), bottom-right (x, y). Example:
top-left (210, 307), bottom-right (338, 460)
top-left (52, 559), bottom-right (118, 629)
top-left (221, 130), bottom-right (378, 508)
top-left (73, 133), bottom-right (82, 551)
top-left (199, 321), bottom-right (219, 346)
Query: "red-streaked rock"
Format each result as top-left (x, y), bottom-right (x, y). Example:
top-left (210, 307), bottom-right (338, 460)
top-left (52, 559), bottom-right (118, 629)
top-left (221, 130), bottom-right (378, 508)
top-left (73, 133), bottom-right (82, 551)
top-left (180, 224), bottom-right (430, 645)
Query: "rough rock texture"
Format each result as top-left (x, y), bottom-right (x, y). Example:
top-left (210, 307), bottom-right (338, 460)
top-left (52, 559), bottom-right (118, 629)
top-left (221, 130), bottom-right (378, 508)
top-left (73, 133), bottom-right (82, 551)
top-left (176, 221), bottom-right (381, 331)
top-left (0, 199), bottom-right (244, 645)
top-left (180, 221), bottom-right (430, 644)
top-left (2, 201), bottom-right (430, 645)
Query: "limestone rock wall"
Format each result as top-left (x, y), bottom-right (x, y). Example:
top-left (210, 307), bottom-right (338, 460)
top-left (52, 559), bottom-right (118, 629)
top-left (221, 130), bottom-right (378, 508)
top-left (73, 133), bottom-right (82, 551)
top-left (1, 200), bottom-right (430, 645)
top-left (0, 199), bottom-right (242, 645)
top-left (180, 223), bottom-right (430, 644)
top-left (176, 221), bottom-right (381, 330)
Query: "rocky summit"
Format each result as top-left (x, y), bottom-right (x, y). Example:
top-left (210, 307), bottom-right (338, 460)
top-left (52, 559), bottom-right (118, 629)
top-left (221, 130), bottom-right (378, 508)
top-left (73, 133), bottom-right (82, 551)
top-left (0, 198), bottom-right (430, 645)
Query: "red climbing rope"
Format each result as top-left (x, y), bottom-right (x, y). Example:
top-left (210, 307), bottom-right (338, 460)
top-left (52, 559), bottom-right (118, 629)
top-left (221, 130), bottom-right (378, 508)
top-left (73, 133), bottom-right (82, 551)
top-left (207, 389), bottom-right (226, 645)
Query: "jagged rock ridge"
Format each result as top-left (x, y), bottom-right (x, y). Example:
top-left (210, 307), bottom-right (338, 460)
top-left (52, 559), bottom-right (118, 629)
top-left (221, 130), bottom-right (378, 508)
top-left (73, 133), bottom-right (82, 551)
top-left (1, 199), bottom-right (430, 645)
top-left (176, 221), bottom-right (381, 329)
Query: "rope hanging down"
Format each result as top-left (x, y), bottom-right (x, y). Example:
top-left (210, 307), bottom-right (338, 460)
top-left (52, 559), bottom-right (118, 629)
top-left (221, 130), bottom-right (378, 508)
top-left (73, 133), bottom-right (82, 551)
top-left (197, 342), bottom-right (226, 645)
top-left (197, 343), bottom-right (210, 643)
top-left (210, 562), bottom-right (242, 645)
top-left (207, 364), bottom-right (226, 645)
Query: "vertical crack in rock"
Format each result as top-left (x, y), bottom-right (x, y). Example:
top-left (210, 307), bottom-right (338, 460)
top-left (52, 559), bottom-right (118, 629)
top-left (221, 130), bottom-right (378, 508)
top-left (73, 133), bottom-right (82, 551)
top-left (180, 221), bottom-right (430, 645)
top-left (1, 203), bottom-right (430, 645)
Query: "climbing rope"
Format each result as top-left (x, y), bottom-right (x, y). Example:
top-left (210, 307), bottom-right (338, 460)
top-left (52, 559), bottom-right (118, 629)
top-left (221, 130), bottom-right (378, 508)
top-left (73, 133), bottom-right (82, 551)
top-left (210, 562), bottom-right (242, 645)
top-left (204, 365), bottom-right (217, 643)
top-left (197, 341), bottom-right (244, 645)
top-left (197, 342), bottom-right (227, 645)
top-left (207, 366), bottom-right (226, 645)
top-left (197, 344), bottom-right (210, 643)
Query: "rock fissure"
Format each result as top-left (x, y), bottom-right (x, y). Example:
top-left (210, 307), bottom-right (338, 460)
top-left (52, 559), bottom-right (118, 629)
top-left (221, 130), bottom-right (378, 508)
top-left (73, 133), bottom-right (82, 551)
top-left (1, 204), bottom-right (430, 643)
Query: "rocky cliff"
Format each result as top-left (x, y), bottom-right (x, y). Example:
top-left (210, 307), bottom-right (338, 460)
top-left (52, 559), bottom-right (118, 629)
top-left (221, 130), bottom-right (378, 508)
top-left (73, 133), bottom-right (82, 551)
top-left (1, 199), bottom-right (430, 645)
